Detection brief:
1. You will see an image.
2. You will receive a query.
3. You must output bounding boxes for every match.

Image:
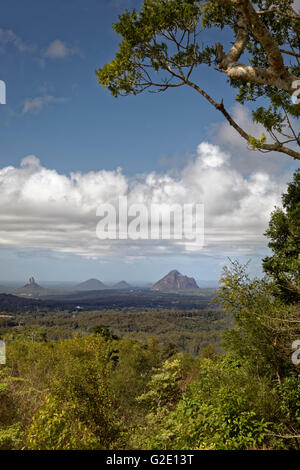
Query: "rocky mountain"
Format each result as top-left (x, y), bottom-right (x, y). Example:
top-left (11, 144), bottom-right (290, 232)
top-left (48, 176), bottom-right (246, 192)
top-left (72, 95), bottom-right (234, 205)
top-left (24, 277), bottom-right (41, 289)
top-left (13, 277), bottom-right (52, 298)
top-left (112, 281), bottom-right (131, 290)
top-left (151, 270), bottom-right (199, 291)
top-left (75, 278), bottom-right (106, 291)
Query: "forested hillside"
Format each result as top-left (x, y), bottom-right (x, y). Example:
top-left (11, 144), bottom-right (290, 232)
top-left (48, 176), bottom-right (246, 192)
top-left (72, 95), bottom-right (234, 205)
top-left (0, 170), bottom-right (299, 450)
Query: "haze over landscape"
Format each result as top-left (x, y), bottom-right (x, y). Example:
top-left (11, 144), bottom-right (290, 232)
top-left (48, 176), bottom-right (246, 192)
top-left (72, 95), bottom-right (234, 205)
top-left (0, 270), bottom-right (210, 296)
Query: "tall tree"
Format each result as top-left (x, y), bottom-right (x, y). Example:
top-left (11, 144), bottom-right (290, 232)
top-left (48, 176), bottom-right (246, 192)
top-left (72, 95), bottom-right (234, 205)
top-left (97, 0), bottom-right (300, 160)
top-left (263, 168), bottom-right (300, 302)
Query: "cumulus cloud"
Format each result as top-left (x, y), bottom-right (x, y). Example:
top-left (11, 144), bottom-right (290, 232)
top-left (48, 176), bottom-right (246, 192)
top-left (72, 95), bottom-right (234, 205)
top-left (210, 103), bottom-right (299, 176)
top-left (22, 95), bottom-right (68, 114)
top-left (43, 39), bottom-right (80, 59)
top-left (0, 144), bottom-right (289, 260)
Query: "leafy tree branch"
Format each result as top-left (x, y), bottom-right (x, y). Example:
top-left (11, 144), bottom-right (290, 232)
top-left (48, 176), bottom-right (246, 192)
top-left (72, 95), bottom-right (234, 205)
top-left (96, 0), bottom-right (300, 160)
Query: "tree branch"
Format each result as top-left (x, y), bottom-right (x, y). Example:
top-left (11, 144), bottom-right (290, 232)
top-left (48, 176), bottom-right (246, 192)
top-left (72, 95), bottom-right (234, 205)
top-left (256, 8), bottom-right (300, 20)
top-left (213, 0), bottom-right (299, 94)
top-left (279, 48), bottom-right (300, 59)
top-left (182, 77), bottom-right (300, 160)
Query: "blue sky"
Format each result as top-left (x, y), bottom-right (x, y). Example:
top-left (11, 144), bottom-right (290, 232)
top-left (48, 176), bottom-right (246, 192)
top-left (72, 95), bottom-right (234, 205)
top-left (0, 0), bottom-right (298, 284)
top-left (1, 0), bottom-right (227, 175)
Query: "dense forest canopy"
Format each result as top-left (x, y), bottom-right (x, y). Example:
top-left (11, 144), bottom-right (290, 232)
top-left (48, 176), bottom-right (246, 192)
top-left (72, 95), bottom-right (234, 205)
top-left (97, 0), bottom-right (300, 160)
top-left (263, 168), bottom-right (300, 302)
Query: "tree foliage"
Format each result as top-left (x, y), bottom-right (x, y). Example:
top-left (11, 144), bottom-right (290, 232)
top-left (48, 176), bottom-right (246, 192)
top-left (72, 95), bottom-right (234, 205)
top-left (263, 168), bottom-right (300, 302)
top-left (217, 260), bottom-right (300, 381)
top-left (97, 0), bottom-right (300, 160)
top-left (0, 175), bottom-right (299, 450)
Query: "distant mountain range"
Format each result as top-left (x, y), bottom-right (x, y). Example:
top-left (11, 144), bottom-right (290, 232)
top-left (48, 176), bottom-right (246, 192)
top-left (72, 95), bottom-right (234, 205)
top-left (13, 277), bottom-right (54, 298)
top-left (75, 278), bottom-right (106, 291)
top-left (75, 279), bottom-right (132, 291)
top-left (8, 276), bottom-right (134, 299)
top-left (6, 271), bottom-right (212, 300)
top-left (112, 281), bottom-right (131, 290)
top-left (151, 270), bottom-right (199, 291)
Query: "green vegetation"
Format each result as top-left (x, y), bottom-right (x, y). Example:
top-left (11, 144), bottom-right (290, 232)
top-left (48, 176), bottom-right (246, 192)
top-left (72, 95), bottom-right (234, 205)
top-left (263, 169), bottom-right (300, 302)
top-left (0, 307), bottom-right (230, 355)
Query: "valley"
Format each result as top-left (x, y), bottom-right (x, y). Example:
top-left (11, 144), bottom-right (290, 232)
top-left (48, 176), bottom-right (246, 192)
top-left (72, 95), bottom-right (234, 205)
top-left (0, 274), bottom-right (229, 355)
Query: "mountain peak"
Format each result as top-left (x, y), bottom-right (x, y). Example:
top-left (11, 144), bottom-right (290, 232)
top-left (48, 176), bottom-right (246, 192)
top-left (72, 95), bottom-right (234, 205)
top-left (151, 270), bottom-right (199, 291)
top-left (112, 281), bottom-right (131, 290)
top-left (24, 277), bottom-right (40, 288)
top-left (75, 278), bottom-right (106, 291)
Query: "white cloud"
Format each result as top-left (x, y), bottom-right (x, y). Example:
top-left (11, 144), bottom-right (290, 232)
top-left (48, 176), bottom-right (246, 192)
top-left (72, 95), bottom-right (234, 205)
top-left (216, 103), bottom-right (265, 149)
top-left (43, 39), bottom-right (80, 59)
top-left (0, 144), bottom-right (289, 260)
top-left (0, 28), bottom-right (35, 53)
top-left (23, 95), bottom-right (68, 114)
top-left (0, 30), bottom-right (80, 64)
top-left (197, 142), bottom-right (230, 168)
top-left (211, 103), bottom-right (299, 175)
